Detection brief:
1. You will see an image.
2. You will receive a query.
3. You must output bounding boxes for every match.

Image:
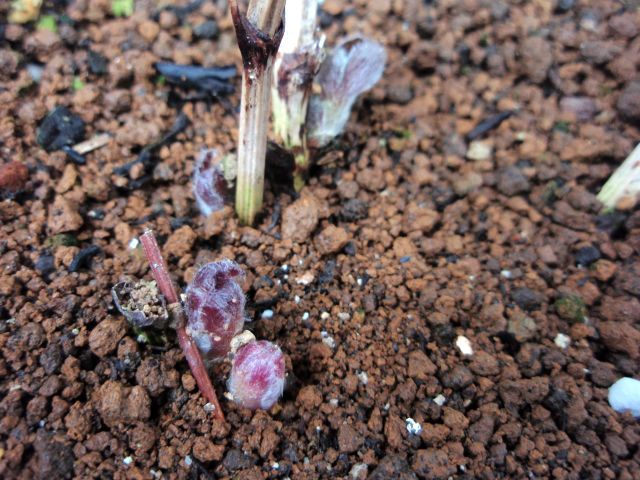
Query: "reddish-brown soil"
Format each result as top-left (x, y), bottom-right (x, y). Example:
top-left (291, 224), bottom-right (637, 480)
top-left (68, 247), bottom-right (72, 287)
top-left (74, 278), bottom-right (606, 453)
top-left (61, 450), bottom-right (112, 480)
top-left (1, 1), bottom-right (640, 479)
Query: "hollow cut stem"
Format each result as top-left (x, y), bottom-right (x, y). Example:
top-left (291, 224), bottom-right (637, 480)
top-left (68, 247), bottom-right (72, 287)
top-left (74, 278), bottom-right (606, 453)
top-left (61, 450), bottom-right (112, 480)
top-left (230, 0), bottom-right (285, 225)
top-left (139, 230), bottom-right (225, 421)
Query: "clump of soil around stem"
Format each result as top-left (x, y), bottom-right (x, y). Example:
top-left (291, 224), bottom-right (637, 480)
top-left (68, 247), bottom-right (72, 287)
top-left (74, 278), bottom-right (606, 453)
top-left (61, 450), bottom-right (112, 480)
top-left (1, 1), bottom-right (640, 479)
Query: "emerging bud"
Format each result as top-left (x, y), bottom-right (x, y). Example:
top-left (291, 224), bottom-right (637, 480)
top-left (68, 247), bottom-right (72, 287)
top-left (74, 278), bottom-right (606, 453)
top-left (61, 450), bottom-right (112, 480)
top-left (228, 340), bottom-right (285, 410)
top-left (306, 35), bottom-right (386, 148)
top-left (597, 142), bottom-right (640, 210)
top-left (193, 149), bottom-right (227, 216)
top-left (185, 260), bottom-right (245, 360)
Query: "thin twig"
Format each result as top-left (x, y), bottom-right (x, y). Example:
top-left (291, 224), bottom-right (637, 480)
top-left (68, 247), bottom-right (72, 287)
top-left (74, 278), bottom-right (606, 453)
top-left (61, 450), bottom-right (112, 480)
top-left (139, 230), bottom-right (225, 421)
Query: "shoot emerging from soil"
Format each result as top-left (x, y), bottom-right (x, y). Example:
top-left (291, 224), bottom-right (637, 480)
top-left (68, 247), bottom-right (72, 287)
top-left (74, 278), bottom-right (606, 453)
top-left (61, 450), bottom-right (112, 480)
top-left (117, 231), bottom-right (286, 414)
top-left (230, 0), bottom-right (285, 224)
top-left (193, 148), bottom-right (227, 216)
top-left (597, 142), bottom-right (640, 210)
top-left (272, 0), bottom-right (324, 191)
top-left (139, 231), bottom-right (225, 420)
top-left (306, 35), bottom-right (386, 149)
top-left (228, 340), bottom-right (285, 410)
top-left (185, 260), bottom-right (246, 361)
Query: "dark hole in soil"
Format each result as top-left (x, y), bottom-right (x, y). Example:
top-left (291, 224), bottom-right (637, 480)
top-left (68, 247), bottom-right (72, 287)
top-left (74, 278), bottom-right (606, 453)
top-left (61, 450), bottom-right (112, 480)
top-left (494, 331), bottom-right (521, 356)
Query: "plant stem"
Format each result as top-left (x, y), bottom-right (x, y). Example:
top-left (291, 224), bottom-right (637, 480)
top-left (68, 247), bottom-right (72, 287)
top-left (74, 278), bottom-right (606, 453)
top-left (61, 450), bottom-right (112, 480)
top-left (272, 0), bottom-right (322, 191)
top-left (230, 0), bottom-right (285, 225)
top-left (597, 142), bottom-right (640, 209)
top-left (139, 230), bottom-right (225, 421)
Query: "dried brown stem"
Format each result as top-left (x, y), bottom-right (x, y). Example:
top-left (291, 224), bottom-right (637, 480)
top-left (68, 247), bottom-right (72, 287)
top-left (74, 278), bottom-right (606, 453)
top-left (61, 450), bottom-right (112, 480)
top-left (139, 230), bottom-right (225, 421)
top-left (230, 0), bottom-right (285, 225)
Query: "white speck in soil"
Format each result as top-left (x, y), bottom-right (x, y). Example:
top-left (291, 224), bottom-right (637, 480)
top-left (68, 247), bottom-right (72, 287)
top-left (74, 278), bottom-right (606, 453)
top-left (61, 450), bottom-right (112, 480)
top-left (128, 238), bottom-right (139, 250)
top-left (302, 311), bottom-right (309, 321)
top-left (406, 418), bottom-right (422, 435)
top-left (434, 394), bottom-right (446, 406)
top-left (357, 371), bottom-right (369, 385)
top-left (123, 456), bottom-right (133, 465)
top-left (184, 455), bottom-right (192, 466)
top-left (350, 463), bottom-right (368, 478)
top-left (203, 402), bottom-right (216, 412)
top-left (554, 333), bottom-right (571, 349)
top-left (456, 335), bottom-right (474, 356)
top-left (295, 295), bottom-right (301, 304)
top-left (321, 331), bottom-right (336, 349)
top-left (500, 269), bottom-right (513, 279)
top-left (261, 309), bottom-right (274, 319)
top-left (321, 311), bottom-right (330, 320)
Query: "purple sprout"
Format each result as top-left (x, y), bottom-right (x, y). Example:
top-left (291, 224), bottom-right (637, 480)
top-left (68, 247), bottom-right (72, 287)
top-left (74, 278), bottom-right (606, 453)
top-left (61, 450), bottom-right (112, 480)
top-left (185, 260), bottom-right (246, 361)
top-left (193, 148), bottom-right (227, 216)
top-left (307, 35), bottom-right (386, 148)
top-left (228, 340), bottom-right (285, 410)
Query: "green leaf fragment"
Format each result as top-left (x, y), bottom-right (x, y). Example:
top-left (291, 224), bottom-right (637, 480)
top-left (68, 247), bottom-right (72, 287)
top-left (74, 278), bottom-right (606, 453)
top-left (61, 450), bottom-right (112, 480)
top-left (36, 14), bottom-right (57, 32)
top-left (111, 0), bottom-right (134, 17)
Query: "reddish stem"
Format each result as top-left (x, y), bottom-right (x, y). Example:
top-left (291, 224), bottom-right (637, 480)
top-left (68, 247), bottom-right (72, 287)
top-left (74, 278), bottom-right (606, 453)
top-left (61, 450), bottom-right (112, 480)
top-left (140, 231), bottom-right (179, 303)
top-left (139, 230), bottom-right (225, 421)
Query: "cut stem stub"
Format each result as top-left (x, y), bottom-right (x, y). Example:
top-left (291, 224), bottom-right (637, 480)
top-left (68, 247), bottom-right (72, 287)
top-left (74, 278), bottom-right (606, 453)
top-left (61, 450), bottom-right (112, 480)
top-left (139, 230), bottom-right (225, 421)
top-left (230, 0), bottom-right (285, 225)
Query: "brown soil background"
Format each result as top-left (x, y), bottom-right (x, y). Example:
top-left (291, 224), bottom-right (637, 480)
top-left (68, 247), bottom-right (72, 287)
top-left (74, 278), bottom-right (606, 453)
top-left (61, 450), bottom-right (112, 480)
top-left (1, 0), bottom-right (640, 479)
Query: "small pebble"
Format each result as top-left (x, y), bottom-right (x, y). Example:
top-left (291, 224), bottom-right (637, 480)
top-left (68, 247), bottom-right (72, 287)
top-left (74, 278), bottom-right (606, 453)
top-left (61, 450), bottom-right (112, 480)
top-left (261, 309), bottom-right (274, 319)
top-left (357, 371), bottom-right (369, 385)
top-left (575, 246), bottom-right (601, 266)
top-left (405, 418), bottom-right (422, 435)
top-left (321, 331), bottom-right (336, 349)
top-left (193, 20), bottom-right (219, 39)
top-left (554, 333), bottom-right (571, 349)
top-left (123, 456), bottom-right (133, 465)
top-left (466, 141), bottom-right (492, 161)
top-left (608, 377), bottom-right (640, 417)
top-left (455, 335), bottom-right (474, 356)
top-left (433, 394), bottom-right (446, 406)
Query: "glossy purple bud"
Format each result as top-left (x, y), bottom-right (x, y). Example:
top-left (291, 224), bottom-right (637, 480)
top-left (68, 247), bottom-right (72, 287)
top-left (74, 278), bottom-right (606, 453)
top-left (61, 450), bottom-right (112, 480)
top-left (193, 148), bottom-right (227, 216)
top-left (185, 260), bottom-right (245, 360)
top-left (228, 340), bottom-right (285, 410)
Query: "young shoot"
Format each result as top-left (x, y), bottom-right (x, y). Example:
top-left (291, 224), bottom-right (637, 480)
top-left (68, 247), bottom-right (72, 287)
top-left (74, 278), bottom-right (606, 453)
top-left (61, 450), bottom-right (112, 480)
top-left (597, 142), bottom-right (640, 210)
top-left (114, 231), bottom-right (286, 418)
top-left (185, 260), bottom-right (246, 361)
top-left (228, 340), bottom-right (285, 410)
top-left (193, 148), bottom-right (227, 216)
top-left (272, 0), bottom-right (324, 191)
top-left (306, 35), bottom-right (386, 149)
top-left (230, 0), bottom-right (285, 225)
top-left (138, 231), bottom-right (225, 420)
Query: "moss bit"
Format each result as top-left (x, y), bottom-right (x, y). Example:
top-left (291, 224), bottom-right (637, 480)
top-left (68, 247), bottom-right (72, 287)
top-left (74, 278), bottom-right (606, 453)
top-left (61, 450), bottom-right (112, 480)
top-left (554, 294), bottom-right (587, 323)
